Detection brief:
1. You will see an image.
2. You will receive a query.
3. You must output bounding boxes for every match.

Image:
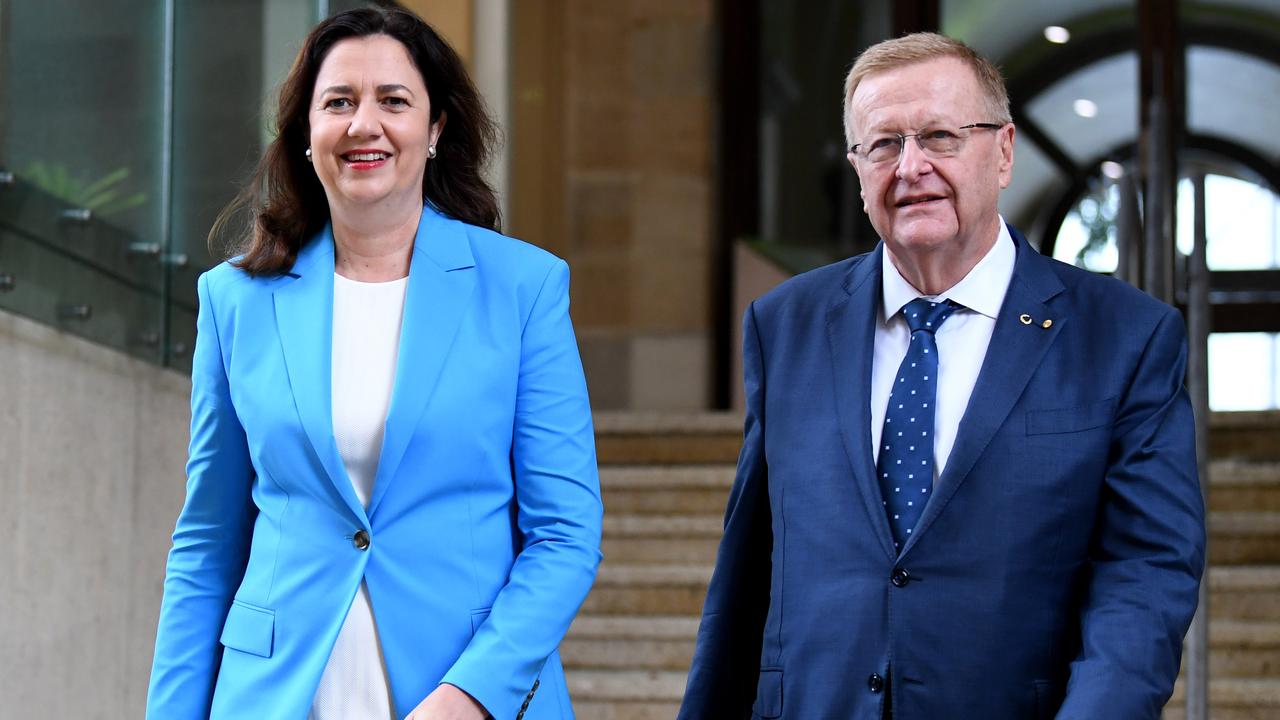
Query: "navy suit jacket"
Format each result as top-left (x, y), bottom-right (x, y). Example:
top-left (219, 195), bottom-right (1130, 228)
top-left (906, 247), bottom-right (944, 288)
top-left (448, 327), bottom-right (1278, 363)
top-left (679, 227), bottom-right (1205, 719)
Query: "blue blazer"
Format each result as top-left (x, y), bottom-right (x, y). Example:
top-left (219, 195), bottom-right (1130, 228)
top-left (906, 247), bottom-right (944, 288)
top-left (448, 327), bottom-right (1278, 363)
top-left (679, 227), bottom-right (1205, 719)
top-left (147, 205), bottom-right (603, 719)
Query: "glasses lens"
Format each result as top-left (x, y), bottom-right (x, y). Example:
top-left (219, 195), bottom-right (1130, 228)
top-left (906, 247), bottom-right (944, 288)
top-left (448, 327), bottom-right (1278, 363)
top-left (866, 136), bottom-right (901, 163)
top-left (918, 129), bottom-right (962, 155)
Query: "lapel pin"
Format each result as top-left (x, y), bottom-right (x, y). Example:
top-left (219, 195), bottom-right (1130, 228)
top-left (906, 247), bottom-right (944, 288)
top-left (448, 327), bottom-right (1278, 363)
top-left (1019, 314), bottom-right (1033, 325)
top-left (1041, 319), bottom-right (1053, 329)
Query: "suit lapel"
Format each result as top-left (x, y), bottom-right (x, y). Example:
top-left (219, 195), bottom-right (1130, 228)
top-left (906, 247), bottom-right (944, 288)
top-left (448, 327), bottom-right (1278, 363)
top-left (274, 229), bottom-right (368, 523)
top-left (827, 247), bottom-right (897, 561)
top-left (902, 226), bottom-right (1066, 555)
top-left (367, 206), bottom-right (477, 517)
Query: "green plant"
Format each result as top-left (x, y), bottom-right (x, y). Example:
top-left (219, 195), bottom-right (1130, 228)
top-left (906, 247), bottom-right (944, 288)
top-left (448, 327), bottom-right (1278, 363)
top-left (1075, 182), bottom-right (1119, 269)
top-left (22, 161), bottom-right (147, 217)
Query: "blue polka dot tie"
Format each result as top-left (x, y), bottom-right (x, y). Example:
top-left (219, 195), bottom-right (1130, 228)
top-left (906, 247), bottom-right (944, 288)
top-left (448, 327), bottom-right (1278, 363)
top-left (878, 297), bottom-right (960, 552)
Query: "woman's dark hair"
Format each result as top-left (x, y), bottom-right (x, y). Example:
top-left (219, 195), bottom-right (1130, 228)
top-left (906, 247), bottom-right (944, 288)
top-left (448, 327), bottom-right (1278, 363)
top-left (216, 6), bottom-right (500, 275)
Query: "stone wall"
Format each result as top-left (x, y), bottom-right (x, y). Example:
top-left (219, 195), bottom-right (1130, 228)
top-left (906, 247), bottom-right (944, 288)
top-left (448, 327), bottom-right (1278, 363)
top-left (511, 0), bottom-right (717, 410)
top-left (0, 309), bottom-right (189, 718)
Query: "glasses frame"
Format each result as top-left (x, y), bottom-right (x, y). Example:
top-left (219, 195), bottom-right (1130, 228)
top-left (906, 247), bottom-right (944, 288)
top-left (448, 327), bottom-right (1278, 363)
top-left (849, 122), bottom-right (1005, 164)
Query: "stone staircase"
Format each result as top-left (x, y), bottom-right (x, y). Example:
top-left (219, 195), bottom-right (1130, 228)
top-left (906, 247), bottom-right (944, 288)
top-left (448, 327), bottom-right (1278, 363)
top-left (563, 411), bottom-right (1280, 720)
top-left (1164, 412), bottom-right (1280, 720)
top-left (567, 413), bottom-right (737, 720)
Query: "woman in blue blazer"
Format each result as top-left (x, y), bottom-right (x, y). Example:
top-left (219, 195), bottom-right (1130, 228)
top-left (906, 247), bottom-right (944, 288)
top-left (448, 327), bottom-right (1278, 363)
top-left (146, 8), bottom-right (602, 719)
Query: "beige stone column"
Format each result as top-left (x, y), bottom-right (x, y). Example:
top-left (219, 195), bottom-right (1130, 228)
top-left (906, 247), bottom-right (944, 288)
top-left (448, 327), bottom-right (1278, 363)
top-left (511, 1), bottom-right (717, 410)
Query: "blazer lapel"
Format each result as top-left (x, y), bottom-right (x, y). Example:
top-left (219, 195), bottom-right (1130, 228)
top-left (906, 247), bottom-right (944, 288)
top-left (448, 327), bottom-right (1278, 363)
top-left (902, 226), bottom-right (1066, 555)
top-left (367, 206), bottom-right (477, 517)
top-left (827, 246), bottom-right (897, 561)
top-left (274, 228), bottom-right (368, 524)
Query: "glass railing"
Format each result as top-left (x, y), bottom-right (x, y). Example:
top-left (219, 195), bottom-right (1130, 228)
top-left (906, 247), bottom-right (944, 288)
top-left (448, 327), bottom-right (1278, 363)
top-left (0, 172), bottom-right (199, 372)
top-left (0, 0), bottom-right (351, 374)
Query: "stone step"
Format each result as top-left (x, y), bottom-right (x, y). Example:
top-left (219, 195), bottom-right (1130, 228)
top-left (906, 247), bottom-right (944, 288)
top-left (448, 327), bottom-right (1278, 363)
top-left (572, 701), bottom-right (682, 720)
top-left (1211, 513), bottom-right (1280, 565)
top-left (567, 676), bottom-right (1280, 718)
top-left (1209, 461), bottom-right (1280, 512)
top-left (1211, 566), bottom-right (1280, 622)
top-left (1210, 411), bottom-right (1280, 463)
top-left (1187, 620), bottom-right (1280, 678)
top-left (596, 510), bottom-right (1279, 564)
top-left (566, 669), bottom-right (687, 703)
top-left (601, 465), bottom-right (735, 515)
top-left (594, 412), bottom-right (743, 466)
top-left (591, 410), bottom-right (1280, 465)
top-left (596, 459), bottom-right (1280, 516)
top-left (600, 515), bottom-right (722, 565)
top-left (573, 562), bottom-right (1279, 625)
top-left (1164, 678), bottom-right (1280, 719)
top-left (580, 564), bottom-right (712, 616)
top-left (563, 615), bottom-right (699, 670)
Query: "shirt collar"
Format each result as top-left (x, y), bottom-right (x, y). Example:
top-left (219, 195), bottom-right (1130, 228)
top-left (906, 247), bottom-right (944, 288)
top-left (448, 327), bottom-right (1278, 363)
top-left (881, 218), bottom-right (1016, 322)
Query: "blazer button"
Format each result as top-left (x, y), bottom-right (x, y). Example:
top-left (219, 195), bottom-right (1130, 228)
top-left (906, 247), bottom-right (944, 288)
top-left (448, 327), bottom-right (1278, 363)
top-left (891, 568), bottom-right (910, 587)
top-left (353, 530), bottom-right (370, 550)
top-left (868, 673), bottom-right (885, 693)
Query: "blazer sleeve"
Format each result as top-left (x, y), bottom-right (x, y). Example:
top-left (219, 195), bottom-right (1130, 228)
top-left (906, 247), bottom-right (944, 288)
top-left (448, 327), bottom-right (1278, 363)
top-left (1057, 307), bottom-right (1206, 719)
top-left (146, 271), bottom-right (257, 719)
top-left (441, 259), bottom-right (603, 719)
top-left (678, 302), bottom-right (774, 720)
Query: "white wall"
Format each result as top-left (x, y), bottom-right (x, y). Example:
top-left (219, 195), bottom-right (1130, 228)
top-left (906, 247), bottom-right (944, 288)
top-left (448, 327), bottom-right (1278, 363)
top-left (0, 308), bottom-right (190, 717)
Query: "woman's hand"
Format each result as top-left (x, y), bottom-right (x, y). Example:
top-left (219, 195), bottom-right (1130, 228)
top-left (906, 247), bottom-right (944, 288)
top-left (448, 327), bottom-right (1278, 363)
top-left (405, 683), bottom-right (489, 720)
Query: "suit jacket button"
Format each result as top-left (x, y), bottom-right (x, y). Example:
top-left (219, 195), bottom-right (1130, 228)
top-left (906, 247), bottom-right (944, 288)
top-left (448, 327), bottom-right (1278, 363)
top-left (868, 673), bottom-right (885, 693)
top-left (891, 568), bottom-right (910, 587)
top-left (353, 530), bottom-right (370, 550)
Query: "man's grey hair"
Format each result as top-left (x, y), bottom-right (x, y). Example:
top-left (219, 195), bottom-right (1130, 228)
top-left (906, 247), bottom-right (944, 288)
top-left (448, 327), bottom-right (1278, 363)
top-left (843, 32), bottom-right (1012, 148)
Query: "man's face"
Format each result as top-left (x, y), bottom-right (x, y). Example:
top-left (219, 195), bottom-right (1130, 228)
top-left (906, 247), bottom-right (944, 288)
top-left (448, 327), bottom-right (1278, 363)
top-left (847, 57), bottom-right (1014, 264)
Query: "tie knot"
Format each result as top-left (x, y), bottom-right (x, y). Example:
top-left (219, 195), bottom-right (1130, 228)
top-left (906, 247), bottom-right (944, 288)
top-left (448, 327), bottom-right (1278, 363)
top-left (902, 297), bottom-right (958, 334)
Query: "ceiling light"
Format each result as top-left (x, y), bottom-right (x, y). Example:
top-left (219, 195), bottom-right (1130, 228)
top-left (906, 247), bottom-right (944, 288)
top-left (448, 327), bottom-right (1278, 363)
top-left (1044, 26), bottom-right (1071, 44)
top-left (1073, 99), bottom-right (1098, 118)
top-left (1101, 161), bottom-right (1125, 179)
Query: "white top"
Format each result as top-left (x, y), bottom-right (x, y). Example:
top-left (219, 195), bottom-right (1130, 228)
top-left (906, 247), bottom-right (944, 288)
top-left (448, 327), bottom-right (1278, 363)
top-left (870, 221), bottom-right (1016, 479)
top-left (309, 272), bottom-right (408, 720)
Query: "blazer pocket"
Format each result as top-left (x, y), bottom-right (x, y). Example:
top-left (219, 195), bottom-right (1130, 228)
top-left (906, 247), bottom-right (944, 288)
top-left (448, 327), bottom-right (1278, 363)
top-left (1026, 397), bottom-right (1118, 436)
top-left (219, 599), bottom-right (275, 658)
top-left (752, 667), bottom-right (783, 719)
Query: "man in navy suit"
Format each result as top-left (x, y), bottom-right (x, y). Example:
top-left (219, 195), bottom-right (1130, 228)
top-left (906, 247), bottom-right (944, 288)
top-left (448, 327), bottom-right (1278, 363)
top-left (679, 33), bottom-right (1204, 719)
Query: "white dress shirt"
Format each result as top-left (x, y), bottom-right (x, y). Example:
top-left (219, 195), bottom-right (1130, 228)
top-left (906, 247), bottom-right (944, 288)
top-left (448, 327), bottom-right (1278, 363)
top-left (870, 221), bottom-right (1016, 479)
top-left (309, 272), bottom-right (407, 720)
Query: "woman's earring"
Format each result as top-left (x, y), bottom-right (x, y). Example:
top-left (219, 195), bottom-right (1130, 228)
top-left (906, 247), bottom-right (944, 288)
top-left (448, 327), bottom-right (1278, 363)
top-left (305, 147), bottom-right (313, 161)
top-left (428, 144), bottom-right (437, 159)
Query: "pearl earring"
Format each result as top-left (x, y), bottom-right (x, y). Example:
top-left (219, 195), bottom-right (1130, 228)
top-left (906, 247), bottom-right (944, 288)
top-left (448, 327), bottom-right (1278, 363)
top-left (305, 147), bottom-right (313, 161)
top-left (428, 144), bottom-right (437, 159)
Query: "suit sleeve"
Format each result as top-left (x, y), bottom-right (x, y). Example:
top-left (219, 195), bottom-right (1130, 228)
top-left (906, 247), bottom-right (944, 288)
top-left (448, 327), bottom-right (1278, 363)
top-left (678, 302), bottom-right (774, 720)
top-left (441, 259), bottom-right (603, 719)
top-left (1057, 308), bottom-right (1206, 719)
top-left (146, 272), bottom-right (256, 719)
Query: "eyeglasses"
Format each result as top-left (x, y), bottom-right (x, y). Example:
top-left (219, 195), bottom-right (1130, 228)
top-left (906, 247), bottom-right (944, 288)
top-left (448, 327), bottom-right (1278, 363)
top-left (850, 123), bottom-right (1004, 164)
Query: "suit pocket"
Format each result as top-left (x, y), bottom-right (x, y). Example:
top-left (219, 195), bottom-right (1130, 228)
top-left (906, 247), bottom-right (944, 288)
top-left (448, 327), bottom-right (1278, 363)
top-left (1026, 397), bottom-right (1117, 435)
top-left (752, 667), bottom-right (783, 718)
top-left (470, 607), bottom-right (492, 634)
top-left (219, 599), bottom-right (275, 658)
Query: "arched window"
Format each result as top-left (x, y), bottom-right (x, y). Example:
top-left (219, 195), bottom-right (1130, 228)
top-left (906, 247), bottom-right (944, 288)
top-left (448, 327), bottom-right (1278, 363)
top-left (1053, 163), bottom-right (1280, 410)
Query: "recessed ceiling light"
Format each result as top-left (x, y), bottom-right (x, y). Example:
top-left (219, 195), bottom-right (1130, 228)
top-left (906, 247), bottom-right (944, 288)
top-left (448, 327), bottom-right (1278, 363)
top-left (1044, 26), bottom-right (1071, 44)
top-left (1101, 161), bottom-right (1125, 179)
top-left (1073, 99), bottom-right (1099, 118)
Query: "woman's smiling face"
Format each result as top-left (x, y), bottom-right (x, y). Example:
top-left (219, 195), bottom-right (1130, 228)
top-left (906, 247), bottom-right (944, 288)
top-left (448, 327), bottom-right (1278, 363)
top-left (307, 34), bottom-right (443, 214)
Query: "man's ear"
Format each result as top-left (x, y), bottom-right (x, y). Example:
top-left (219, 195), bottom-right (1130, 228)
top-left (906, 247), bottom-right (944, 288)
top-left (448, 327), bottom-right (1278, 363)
top-left (997, 123), bottom-right (1015, 189)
